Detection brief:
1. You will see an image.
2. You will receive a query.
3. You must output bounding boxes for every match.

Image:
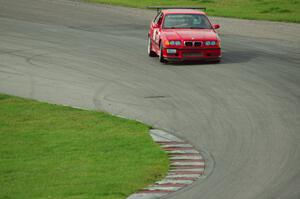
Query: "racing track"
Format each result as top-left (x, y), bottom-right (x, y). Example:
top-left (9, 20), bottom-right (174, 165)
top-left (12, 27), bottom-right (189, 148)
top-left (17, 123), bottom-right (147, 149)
top-left (0, 0), bottom-right (300, 199)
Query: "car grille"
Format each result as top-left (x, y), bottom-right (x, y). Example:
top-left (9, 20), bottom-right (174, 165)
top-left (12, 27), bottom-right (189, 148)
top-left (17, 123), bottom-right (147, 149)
top-left (184, 41), bottom-right (202, 47)
top-left (184, 41), bottom-right (193, 47)
top-left (194, 42), bottom-right (202, 47)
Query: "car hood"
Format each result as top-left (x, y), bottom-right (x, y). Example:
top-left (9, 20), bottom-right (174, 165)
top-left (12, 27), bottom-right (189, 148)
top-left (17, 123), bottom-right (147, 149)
top-left (162, 29), bottom-right (218, 41)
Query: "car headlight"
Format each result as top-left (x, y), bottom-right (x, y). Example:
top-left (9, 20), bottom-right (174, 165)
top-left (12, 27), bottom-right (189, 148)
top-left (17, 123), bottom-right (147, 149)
top-left (205, 41), bottom-right (211, 46)
top-left (205, 41), bottom-right (217, 46)
top-left (169, 41), bottom-right (182, 46)
top-left (175, 41), bottom-right (182, 45)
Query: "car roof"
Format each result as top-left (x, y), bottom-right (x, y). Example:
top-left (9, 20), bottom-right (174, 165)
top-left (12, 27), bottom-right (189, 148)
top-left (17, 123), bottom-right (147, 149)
top-left (161, 9), bottom-right (206, 15)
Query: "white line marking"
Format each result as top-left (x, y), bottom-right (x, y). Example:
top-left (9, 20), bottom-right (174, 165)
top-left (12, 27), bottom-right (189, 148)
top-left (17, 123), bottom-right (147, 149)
top-left (127, 193), bottom-right (167, 199)
top-left (162, 144), bottom-right (193, 148)
top-left (155, 179), bottom-right (194, 184)
top-left (170, 156), bottom-right (203, 160)
top-left (146, 186), bottom-right (181, 191)
top-left (167, 150), bottom-right (199, 154)
top-left (171, 162), bottom-right (205, 166)
top-left (166, 174), bottom-right (200, 178)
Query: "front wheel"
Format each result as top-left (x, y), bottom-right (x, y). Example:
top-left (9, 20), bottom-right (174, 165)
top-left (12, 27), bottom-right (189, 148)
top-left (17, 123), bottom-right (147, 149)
top-left (211, 58), bottom-right (221, 63)
top-left (147, 37), bottom-right (156, 57)
top-left (159, 44), bottom-right (167, 63)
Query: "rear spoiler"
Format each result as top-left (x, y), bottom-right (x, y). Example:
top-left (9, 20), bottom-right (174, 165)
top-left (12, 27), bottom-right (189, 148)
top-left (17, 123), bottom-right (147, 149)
top-left (147, 6), bottom-right (206, 13)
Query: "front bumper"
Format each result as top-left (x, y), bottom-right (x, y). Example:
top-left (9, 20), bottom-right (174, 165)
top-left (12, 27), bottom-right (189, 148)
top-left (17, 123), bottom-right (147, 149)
top-left (163, 47), bottom-right (222, 61)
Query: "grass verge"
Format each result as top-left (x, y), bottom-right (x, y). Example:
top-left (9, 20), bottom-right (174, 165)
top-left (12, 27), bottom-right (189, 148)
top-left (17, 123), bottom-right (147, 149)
top-left (0, 94), bottom-right (169, 199)
top-left (86, 0), bottom-right (300, 23)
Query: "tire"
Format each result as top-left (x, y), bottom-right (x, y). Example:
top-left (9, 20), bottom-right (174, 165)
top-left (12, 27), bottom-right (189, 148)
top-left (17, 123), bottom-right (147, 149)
top-left (159, 44), bottom-right (167, 63)
top-left (212, 58), bottom-right (221, 63)
top-left (147, 37), bottom-right (156, 57)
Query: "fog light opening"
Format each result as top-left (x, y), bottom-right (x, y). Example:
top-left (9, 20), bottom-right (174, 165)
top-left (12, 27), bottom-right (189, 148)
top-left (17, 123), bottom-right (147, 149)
top-left (167, 49), bottom-right (177, 54)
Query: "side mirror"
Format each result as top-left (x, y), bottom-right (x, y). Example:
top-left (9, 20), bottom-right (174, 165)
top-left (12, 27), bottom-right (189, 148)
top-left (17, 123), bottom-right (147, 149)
top-left (213, 24), bottom-right (220, 29)
top-left (152, 23), bottom-right (159, 28)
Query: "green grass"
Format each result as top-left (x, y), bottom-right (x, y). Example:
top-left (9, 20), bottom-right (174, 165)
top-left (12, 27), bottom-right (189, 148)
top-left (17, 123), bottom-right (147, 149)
top-left (86, 0), bottom-right (300, 23)
top-left (0, 94), bottom-right (169, 199)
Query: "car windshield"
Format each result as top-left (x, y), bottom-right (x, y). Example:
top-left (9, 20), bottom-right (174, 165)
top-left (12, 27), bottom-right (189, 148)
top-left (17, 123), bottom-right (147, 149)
top-left (163, 14), bottom-right (212, 29)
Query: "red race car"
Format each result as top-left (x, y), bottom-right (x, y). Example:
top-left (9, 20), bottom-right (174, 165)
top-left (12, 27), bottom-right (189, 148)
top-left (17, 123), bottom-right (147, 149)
top-left (147, 7), bottom-right (221, 63)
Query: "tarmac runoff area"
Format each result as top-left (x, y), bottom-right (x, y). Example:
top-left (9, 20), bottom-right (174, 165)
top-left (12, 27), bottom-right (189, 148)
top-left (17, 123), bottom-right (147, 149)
top-left (128, 129), bottom-right (206, 199)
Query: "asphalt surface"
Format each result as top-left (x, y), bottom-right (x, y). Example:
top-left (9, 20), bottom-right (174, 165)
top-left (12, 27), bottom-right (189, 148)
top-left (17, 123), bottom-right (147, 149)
top-left (0, 0), bottom-right (300, 199)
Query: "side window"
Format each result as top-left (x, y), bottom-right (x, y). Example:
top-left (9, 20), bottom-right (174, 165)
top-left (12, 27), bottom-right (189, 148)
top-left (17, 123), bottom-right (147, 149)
top-left (157, 14), bottom-right (164, 25)
top-left (154, 12), bottom-right (163, 24)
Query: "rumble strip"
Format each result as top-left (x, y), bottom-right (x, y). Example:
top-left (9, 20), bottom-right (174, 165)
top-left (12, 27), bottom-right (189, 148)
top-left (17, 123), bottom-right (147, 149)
top-left (127, 129), bottom-right (205, 199)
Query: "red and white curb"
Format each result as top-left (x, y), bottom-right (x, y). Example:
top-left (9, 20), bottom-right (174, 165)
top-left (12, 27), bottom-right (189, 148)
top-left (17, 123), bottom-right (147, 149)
top-left (127, 129), bottom-right (205, 199)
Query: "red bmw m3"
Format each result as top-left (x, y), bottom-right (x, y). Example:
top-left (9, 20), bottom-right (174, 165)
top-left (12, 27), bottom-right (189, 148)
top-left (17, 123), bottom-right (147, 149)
top-left (147, 7), bottom-right (222, 63)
